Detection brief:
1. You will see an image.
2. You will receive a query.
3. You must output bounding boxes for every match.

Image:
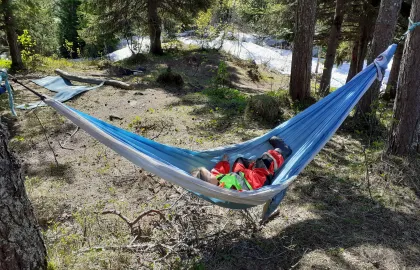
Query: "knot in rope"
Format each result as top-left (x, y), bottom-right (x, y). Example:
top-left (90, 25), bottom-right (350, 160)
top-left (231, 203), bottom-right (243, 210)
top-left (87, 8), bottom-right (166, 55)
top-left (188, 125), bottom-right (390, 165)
top-left (403, 18), bottom-right (420, 36)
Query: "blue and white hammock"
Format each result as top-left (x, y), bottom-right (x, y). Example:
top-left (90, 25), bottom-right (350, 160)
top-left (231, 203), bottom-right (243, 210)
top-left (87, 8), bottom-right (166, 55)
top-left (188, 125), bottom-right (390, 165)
top-left (35, 45), bottom-right (397, 219)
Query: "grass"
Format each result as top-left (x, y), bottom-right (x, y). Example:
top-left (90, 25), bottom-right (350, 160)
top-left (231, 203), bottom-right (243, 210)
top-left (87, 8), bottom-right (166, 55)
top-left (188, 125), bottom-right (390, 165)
top-left (182, 87), bottom-right (248, 116)
top-left (21, 55), bottom-right (99, 73)
top-left (245, 93), bottom-right (285, 124)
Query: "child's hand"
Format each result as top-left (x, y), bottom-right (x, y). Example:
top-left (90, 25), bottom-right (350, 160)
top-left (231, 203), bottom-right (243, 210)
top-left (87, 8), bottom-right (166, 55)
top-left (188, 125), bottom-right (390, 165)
top-left (222, 154), bottom-right (229, 161)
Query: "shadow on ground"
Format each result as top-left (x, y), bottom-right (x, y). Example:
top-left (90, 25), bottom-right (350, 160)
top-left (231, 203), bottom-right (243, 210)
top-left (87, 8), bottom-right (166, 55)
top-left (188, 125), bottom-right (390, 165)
top-left (197, 172), bottom-right (420, 270)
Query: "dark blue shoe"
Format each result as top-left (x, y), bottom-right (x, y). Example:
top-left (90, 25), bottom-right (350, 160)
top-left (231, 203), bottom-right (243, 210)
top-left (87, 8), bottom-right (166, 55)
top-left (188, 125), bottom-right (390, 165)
top-left (269, 136), bottom-right (292, 159)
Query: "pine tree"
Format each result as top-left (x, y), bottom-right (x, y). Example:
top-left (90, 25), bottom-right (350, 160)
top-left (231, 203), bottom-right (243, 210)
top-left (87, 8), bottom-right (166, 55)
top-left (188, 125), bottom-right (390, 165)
top-left (1, 0), bottom-right (24, 70)
top-left (356, 0), bottom-right (403, 119)
top-left (388, 0), bottom-right (420, 156)
top-left (319, 0), bottom-right (346, 96)
top-left (0, 122), bottom-right (47, 270)
top-left (91, 0), bottom-right (212, 55)
top-left (384, 42), bottom-right (404, 100)
top-left (57, 0), bottom-right (83, 58)
top-left (346, 0), bottom-right (380, 82)
top-left (289, 0), bottom-right (317, 101)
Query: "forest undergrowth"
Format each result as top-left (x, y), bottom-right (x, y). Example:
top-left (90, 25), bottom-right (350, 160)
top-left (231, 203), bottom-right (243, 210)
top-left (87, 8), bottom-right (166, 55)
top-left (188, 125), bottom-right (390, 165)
top-left (2, 46), bottom-right (419, 270)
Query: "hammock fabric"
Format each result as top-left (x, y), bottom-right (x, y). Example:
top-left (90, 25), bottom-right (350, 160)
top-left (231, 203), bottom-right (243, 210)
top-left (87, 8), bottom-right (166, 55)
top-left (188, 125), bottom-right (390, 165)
top-left (16, 76), bottom-right (104, 110)
top-left (36, 44), bottom-right (396, 220)
top-left (0, 71), bottom-right (17, 116)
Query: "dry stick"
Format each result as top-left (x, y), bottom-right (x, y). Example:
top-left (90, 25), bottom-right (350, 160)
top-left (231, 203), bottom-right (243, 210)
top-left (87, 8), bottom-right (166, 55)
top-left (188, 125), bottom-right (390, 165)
top-left (57, 141), bottom-right (74, 151)
top-left (32, 110), bottom-right (59, 166)
top-left (102, 192), bottom-right (187, 228)
top-left (59, 126), bottom-right (80, 150)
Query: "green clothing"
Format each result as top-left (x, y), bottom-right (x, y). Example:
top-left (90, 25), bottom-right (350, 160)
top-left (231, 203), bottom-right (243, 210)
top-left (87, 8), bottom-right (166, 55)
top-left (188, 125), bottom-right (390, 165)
top-left (217, 172), bottom-right (253, 191)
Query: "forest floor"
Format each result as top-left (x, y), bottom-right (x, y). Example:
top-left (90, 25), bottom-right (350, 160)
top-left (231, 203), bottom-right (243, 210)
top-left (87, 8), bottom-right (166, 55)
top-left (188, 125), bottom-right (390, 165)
top-left (1, 45), bottom-right (420, 270)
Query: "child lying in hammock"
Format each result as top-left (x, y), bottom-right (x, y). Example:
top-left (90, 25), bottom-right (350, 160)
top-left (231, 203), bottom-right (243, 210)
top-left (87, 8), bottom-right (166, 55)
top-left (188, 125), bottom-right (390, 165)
top-left (191, 136), bottom-right (292, 191)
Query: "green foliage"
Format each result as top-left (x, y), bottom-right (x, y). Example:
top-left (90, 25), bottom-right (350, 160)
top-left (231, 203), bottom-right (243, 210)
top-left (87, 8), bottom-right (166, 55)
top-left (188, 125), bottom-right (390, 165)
top-left (15, 0), bottom-right (59, 56)
top-left (335, 41), bottom-right (352, 66)
top-left (128, 116), bottom-right (142, 131)
top-left (266, 89), bottom-right (291, 108)
top-left (17, 29), bottom-right (43, 68)
top-left (156, 67), bottom-right (184, 87)
top-left (196, 8), bottom-right (218, 43)
top-left (236, 0), bottom-right (295, 40)
top-left (203, 87), bottom-right (248, 113)
top-left (77, 0), bottom-right (119, 57)
top-left (18, 29), bottom-right (36, 62)
top-left (245, 93), bottom-right (284, 124)
top-left (292, 97), bottom-right (317, 113)
top-left (84, 0), bottom-right (213, 55)
top-left (117, 53), bottom-right (148, 68)
top-left (57, 0), bottom-right (84, 58)
top-left (0, 59), bottom-right (12, 69)
top-left (213, 61), bottom-right (230, 88)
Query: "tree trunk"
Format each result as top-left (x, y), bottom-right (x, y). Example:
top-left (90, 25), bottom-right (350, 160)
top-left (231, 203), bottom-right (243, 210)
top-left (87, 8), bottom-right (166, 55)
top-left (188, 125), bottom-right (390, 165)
top-left (346, 41), bottom-right (359, 82)
top-left (0, 122), bottom-right (47, 270)
top-left (55, 69), bottom-right (133, 89)
top-left (356, 0), bottom-right (402, 118)
top-left (289, 0), bottom-right (317, 101)
top-left (1, 0), bottom-right (24, 71)
top-left (346, 2), bottom-right (378, 82)
top-left (385, 42), bottom-right (404, 100)
top-left (388, 0), bottom-right (420, 156)
top-left (319, 0), bottom-right (346, 96)
top-left (148, 0), bottom-right (163, 55)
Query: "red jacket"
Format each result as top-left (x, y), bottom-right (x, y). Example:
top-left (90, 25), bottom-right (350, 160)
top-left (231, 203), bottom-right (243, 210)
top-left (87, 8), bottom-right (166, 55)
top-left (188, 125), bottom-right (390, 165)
top-left (210, 150), bottom-right (285, 190)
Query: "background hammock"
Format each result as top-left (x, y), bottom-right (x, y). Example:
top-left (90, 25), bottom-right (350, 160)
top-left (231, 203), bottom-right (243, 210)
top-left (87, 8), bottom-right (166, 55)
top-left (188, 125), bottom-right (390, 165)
top-left (39, 44), bottom-right (396, 220)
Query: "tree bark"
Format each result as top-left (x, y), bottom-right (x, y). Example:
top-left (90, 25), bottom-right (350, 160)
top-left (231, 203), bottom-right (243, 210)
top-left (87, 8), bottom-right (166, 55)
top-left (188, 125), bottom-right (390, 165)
top-left (0, 122), bottom-right (47, 270)
top-left (289, 0), bottom-right (317, 101)
top-left (346, 2), bottom-right (378, 82)
top-left (148, 0), bottom-right (163, 55)
top-left (384, 42), bottom-right (404, 100)
top-left (388, 0), bottom-right (420, 156)
top-left (356, 0), bottom-right (403, 118)
top-left (346, 41), bottom-right (359, 82)
top-left (319, 0), bottom-right (346, 96)
top-left (1, 0), bottom-right (24, 71)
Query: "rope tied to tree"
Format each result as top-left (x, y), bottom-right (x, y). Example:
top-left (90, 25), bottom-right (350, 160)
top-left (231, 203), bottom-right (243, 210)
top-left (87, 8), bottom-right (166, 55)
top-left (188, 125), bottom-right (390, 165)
top-left (405, 18), bottom-right (420, 35)
top-left (398, 18), bottom-right (420, 43)
top-left (0, 71), bottom-right (17, 116)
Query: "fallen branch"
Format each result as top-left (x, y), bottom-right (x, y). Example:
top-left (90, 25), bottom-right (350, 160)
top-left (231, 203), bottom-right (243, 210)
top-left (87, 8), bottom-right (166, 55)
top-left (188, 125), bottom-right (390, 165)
top-left (55, 69), bottom-right (133, 90)
top-left (101, 192), bottom-right (186, 231)
top-left (60, 126), bottom-right (79, 150)
top-left (79, 243), bottom-right (154, 253)
top-left (102, 209), bottom-right (165, 228)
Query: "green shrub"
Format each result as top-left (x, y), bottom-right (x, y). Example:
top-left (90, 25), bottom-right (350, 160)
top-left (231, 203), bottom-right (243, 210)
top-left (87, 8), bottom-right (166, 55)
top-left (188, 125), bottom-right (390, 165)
top-left (0, 59), bottom-right (12, 69)
top-left (96, 59), bottom-right (113, 70)
top-left (182, 87), bottom-right (248, 114)
top-left (292, 96), bottom-right (317, 113)
top-left (245, 94), bottom-right (283, 123)
top-left (266, 89), bottom-right (291, 108)
top-left (181, 93), bottom-right (210, 105)
top-left (121, 53), bottom-right (147, 66)
top-left (203, 87), bottom-right (248, 113)
top-left (156, 67), bottom-right (184, 87)
top-left (213, 61), bottom-right (231, 88)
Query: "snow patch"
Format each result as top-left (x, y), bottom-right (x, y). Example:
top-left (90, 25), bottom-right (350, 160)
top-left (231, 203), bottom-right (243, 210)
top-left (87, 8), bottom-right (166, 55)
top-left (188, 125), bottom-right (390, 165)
top-left (107, 32), bottom-right (393, 89)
